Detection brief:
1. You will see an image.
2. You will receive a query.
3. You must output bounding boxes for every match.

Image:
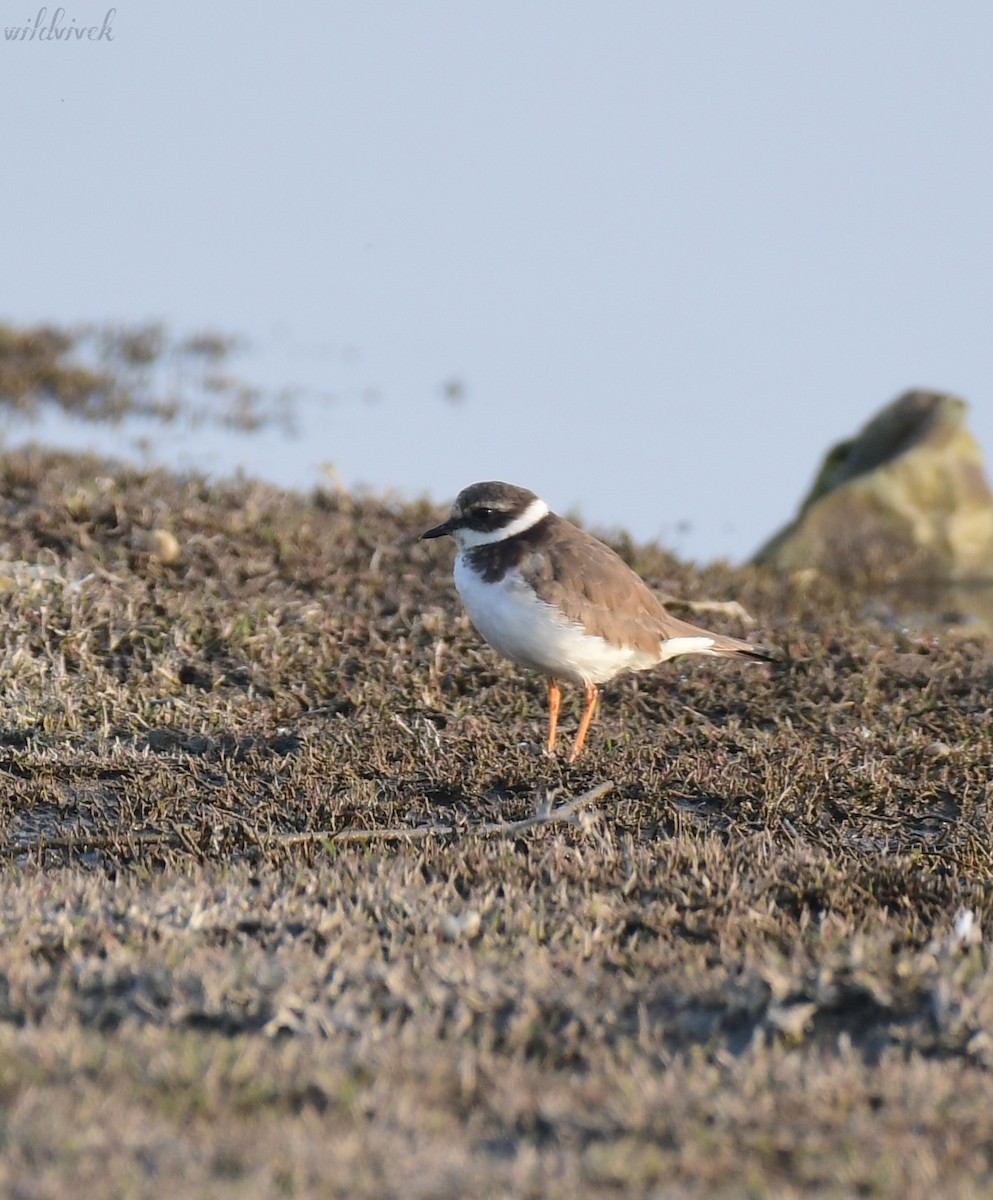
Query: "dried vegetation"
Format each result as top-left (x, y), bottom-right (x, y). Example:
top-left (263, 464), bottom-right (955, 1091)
top-left (0, 442), bottom-right (992, 1197)
top-left (0, 319), bottom-right (279, 432)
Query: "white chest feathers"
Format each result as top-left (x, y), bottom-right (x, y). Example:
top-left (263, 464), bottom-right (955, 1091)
top-left (453, 555), bottom-right (658, 685)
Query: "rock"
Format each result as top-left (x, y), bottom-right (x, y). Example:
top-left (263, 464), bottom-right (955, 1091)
top-left (753, 390), bottom-right (993, 582)
top-left (134, 528), bottom-right (182, 564)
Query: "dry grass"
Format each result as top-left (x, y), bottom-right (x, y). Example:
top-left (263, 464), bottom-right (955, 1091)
top-left (0, 443), bottom-right (992, 1196)
top-left (0, 319), bottom-right (278, 431)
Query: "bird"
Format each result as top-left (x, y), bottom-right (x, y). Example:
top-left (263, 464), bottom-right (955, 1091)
top-left (421, 480), bottom-right (773, 761)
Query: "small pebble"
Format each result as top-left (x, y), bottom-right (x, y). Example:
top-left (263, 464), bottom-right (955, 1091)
top-left (924, 741), bottom-right (952, 759)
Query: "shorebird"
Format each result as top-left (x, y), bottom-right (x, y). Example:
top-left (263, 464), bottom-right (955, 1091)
top-left (421, 481), bottom-right (772, 760)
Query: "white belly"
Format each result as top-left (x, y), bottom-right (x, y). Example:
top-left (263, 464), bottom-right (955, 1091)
top-left (454, 557), bottom-right (657, 685)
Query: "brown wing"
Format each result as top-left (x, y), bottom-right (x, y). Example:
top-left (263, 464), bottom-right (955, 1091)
top-left (516, 516), bottom-right (667, 654)
top-left (521, 515), bottom-right (767, 660)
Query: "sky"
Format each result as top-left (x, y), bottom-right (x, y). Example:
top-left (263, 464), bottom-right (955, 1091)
top-left (4, 3), bottom-right (993, 563)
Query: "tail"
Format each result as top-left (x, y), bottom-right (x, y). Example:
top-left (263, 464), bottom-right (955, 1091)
top-left (657, 613), bottom-right (775, 664)
top-left (704, 632), bottom-right (775, 663)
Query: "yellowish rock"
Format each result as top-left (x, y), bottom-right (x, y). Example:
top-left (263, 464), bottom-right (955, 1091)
top-left (753, 390), bottom-right (993, 581)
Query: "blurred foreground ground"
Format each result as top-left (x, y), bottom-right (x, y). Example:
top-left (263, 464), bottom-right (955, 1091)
top-left (0, 447), bottom-right (992, 1197)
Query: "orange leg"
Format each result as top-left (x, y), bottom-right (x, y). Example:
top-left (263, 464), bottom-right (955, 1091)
top-left (568, 681), bottom-right (599, 762)
top-left (545, 677), bottom-right (561, 753)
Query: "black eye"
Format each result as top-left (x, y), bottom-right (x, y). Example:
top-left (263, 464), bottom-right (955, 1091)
top-left (474, 506), bottom-right (494, 520)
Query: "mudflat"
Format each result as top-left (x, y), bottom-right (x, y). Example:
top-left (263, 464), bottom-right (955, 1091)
top-left (1, 445), bottom-right (992, 1198)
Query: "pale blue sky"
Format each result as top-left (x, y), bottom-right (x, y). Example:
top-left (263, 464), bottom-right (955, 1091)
top-left (4, 3), bottom-right (993, 561)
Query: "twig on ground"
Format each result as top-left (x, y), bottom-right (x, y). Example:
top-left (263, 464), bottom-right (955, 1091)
top-left (4, 782), bottom-right (616, 857)
top-left (277, 780), bottom-right (615, 846)
top-left (658, 595), bottom-right (756, 625)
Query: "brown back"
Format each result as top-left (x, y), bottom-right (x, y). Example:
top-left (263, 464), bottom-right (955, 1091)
top-left (467, 512), bottom-right (768, 659)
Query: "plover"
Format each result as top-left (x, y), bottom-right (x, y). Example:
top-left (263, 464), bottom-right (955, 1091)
top-left (421, 481), bottom-right (772, 761)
